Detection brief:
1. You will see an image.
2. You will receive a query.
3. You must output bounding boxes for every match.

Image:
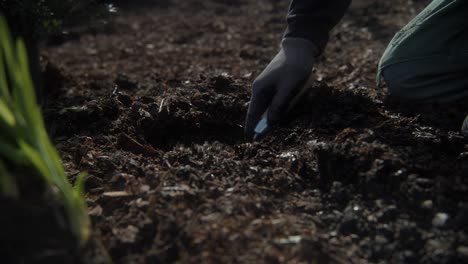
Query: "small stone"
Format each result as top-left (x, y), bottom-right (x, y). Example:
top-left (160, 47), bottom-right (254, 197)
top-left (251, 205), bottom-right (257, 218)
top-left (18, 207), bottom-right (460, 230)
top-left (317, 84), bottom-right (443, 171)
top-left (426, 239), bottom-right (443, 250)
top-left (140, 184), bottom-right (151, 193)
top-left (421, 200), bottom-right (433, 210)
top-left (88, 205), bottom-right (103, 216)
top-left (113, 225), bottom-right (139, 243)
top-left (367, 214), bottom-right (377, 222)
top-left (394, 169), bottom-right (406, 177)
top-left (432, 212), bottom-right (449, 227)
top-left (135, 198), bottom-right (150, 208)
top-left (274, 235), bottom-right (302, 245)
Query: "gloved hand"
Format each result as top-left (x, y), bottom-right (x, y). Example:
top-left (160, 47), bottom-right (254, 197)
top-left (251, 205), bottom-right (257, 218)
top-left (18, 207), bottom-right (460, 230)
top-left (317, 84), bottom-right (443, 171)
top-left (245, 37), bottom-right (317, 139)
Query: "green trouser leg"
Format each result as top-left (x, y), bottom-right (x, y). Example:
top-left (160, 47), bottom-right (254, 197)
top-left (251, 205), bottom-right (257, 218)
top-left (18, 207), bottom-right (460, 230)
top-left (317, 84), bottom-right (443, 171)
top-left (378, 0), bottom-right (468, 103)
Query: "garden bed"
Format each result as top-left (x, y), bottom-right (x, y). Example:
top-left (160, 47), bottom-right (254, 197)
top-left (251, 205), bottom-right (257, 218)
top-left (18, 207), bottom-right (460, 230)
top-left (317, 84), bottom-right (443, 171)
top-left (42, 0), bottom-right (468, 262)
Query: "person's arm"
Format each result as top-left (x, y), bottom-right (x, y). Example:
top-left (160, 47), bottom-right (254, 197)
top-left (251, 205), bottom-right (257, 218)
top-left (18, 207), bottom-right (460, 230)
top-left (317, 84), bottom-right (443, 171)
top-left (285, 0), bottom-right (351, 54)
top-left (245, 0), bottom-right (351, 139)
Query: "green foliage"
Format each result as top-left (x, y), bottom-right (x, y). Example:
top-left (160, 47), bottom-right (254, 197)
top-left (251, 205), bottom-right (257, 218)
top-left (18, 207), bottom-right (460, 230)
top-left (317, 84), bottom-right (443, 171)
top-left (0, 0), bottom-right (114, 37)
top-left (0, 16), bottom-right (90, 245)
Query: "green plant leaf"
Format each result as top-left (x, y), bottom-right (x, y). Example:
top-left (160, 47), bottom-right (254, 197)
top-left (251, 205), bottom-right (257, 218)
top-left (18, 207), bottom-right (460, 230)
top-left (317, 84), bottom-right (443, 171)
top-left (17, 139), bottom-right (53, 184)
top-left (72, 172), bottom-right (91, 244)
top-left (0, 44), bottom-right (11, 100)
top-left (0, 98), bottom-right (16, 127)
top-left (0, 139), bottom-right (28, 165)
top-left (0, 160), bottom-right (19, 199)
top-left (0, 16), bottom-right (91, 246)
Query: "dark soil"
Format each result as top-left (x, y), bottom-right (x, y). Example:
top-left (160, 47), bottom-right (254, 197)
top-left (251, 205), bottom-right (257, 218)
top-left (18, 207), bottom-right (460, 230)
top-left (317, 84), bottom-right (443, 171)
top-left (42, 0), bottom-right (468, 263)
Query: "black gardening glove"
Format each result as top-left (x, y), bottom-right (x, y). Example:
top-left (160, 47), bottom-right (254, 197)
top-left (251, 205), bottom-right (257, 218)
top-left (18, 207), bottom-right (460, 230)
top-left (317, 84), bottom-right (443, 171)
top-left (245, 37), bottom-right (317, 139)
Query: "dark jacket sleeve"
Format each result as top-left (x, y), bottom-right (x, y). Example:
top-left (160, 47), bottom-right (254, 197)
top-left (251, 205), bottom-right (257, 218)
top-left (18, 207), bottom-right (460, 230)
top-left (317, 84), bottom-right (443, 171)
top-left (284, 0), bottom-right (352, 54)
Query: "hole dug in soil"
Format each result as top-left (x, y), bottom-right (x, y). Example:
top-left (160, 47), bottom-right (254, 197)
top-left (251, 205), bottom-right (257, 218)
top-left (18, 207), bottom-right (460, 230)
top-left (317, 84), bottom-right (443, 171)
top-left (146, 111), bottom-right (245, 150)
top-left (130, 75), bottom-right (249, 150)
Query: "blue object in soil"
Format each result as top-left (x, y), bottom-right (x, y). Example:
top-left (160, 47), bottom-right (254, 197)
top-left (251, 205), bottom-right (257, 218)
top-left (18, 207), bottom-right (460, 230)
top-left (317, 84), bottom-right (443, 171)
top-left (254, 117), bottom-right (269, 135)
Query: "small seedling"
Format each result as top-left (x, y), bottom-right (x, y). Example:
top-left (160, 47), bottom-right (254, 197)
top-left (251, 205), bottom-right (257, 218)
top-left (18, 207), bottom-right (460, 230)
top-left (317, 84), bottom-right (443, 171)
top-left (0, 16), bottom-right (90, 245)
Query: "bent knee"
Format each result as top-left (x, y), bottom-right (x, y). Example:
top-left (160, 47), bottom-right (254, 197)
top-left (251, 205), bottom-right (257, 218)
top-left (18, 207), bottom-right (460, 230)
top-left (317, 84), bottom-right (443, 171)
top-left (380, 63), bottom-right (464, 103)
top-left (379, 55), bottom-right (468, 103)
top-left (381, 66), bottom-right (428, 100)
